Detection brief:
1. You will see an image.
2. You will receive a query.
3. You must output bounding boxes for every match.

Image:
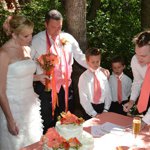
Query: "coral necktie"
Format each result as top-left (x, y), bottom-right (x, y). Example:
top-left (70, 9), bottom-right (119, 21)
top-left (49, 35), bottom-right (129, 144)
top-left (93, 72), bottom-right (101, 103)
top-left (117, 76), bottom-right (122, 104)
top-left (137, 64), bottom-right (150, 113)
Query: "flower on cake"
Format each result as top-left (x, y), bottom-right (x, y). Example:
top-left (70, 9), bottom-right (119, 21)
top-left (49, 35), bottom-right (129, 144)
top-left (68, 137), bottom-right (82, 149)
top-left (41, 127), bottom-right (69, 150)
top-left (58, 111), bottom-right (84, 125)
top-left (41, 127), bottom-right (82, 150)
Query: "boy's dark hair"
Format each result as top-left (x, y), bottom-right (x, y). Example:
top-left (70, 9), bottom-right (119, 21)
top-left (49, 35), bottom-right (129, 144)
top-left (85, 48), bottom-right (101, 60)
top-left (111, 55), bottom-right (125, 66)
top-left (45, 9), bottom-right (63, 23)
top-left (133, 30), bottom-right (150, 47)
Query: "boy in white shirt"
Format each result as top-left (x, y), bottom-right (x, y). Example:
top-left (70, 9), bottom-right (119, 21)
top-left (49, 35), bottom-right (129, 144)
top-left (109, 56), bottom-right (132, 115)
top-left (78, 48), bottom-right (112, 120)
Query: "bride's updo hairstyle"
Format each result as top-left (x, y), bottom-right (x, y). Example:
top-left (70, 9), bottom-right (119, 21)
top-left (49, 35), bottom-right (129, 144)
top-left (3, 15), bottom-right (34, 36)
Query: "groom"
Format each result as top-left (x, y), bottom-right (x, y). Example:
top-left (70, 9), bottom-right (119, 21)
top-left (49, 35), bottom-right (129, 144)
top-left (30, 9), bottom-right (87, 134)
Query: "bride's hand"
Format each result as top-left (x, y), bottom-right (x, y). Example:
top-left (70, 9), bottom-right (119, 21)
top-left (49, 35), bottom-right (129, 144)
top-left (7, 120), bottom-right (19, 136)
top-left (34, 74), bottom-right (51, 85)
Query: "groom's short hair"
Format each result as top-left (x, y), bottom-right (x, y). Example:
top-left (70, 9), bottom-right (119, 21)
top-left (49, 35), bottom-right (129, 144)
top-left (133, 30), bottom-right (150, 47)
top-left (45, 9), bottom-right (63, 23)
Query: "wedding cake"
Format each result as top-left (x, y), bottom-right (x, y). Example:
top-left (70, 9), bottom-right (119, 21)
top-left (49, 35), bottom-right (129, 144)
top-left (42, 111), bottom-right (94, 150)
top-left (55, 111), bottom-right (84, 140)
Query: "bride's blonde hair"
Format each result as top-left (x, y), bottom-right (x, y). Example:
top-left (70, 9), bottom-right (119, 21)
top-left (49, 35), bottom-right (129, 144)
top-left (3, 15), bottom-right (34, 35)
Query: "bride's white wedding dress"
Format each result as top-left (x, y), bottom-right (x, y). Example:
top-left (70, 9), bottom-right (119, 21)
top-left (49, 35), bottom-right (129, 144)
top-left (0, 59), bottom-right (43, 150)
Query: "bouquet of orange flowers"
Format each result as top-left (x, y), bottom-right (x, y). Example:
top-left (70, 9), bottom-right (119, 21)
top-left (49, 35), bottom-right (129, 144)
top-left (58, 111), bottom-right (85, 125)
top-left (37, 53), bottom-right (59, 117)
top-left (37, 53), bottom-right (59, 91)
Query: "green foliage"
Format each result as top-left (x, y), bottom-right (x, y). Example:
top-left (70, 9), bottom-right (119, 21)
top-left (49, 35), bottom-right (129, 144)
top-left (0, 0), bottom-right (142, 77)
top-left (87, 0), bottom-right (141, 76)
top-left (0, 0), bottom-right (63, 45)
top-left (20, 0), bottom-right (62, 34)
top-left (0, 3), bottom-right (11, 45)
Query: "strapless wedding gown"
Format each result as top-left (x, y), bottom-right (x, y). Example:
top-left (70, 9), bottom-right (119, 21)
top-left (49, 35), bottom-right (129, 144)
top-left (0, 59), bottom-right (43, 150)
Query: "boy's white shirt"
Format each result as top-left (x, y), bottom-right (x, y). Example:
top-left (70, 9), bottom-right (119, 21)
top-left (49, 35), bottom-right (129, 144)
top-left (109, 72), bottom-right (132, 102)
top-left (78, 67), bottom-right (112, 117)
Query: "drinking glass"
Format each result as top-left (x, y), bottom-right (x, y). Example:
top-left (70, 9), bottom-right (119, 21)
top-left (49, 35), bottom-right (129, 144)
top-left (132, 117), bottom-right (141, 138)
top-left (132, 116), bottom-right (141, 147)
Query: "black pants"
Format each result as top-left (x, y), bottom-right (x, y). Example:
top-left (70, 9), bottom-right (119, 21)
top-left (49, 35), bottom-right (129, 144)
top-left (33, 81), bottom-right (74, 134)
top-left (82, 103), bottom-right (104, 120)
top-left (109, 100), bottom-right (129, 116)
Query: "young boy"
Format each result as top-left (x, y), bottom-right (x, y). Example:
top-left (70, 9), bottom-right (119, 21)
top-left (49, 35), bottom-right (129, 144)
top-left (78, 48), bottom-right (112, 120)
top-left (109, 55), bottom-right (132, 115)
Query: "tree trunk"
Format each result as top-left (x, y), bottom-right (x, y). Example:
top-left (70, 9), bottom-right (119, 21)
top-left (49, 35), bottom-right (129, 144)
top-left (87, 0), bottom-right (101, 21)
top-left (64, 0), bottom-right (87, 51)
top-left (64, 0), bottom-right (87, 116)
top-left (141, 0), bottom-right (150, 30)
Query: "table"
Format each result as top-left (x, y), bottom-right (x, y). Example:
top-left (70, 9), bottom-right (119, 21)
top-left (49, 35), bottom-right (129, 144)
top-left (84, 112), bottom-right (150, 150)
top-left (21, 112), bottom-right (150, 150)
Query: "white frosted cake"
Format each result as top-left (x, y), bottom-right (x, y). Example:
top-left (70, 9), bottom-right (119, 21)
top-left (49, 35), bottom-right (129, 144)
top-left (42, 111), bottom-right (94, 150)
top-left (55, 121), bottom-right (83, 140)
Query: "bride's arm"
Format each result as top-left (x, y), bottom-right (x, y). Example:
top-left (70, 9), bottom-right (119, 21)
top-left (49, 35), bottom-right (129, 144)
top-left (0, 49), bottom-right (19, 136)
top-left (33, 74), bottom-right (51, 85)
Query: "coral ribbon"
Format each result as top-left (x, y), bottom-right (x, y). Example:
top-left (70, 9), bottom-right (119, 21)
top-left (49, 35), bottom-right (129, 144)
top-left (46, 31), bottom-right (69, 115)
top-left (51, 69), bottom-right (58, 117)
top-left (62, 46), bottom-right (69, 112)
top-left (46, 31), bottom-right (58, 118)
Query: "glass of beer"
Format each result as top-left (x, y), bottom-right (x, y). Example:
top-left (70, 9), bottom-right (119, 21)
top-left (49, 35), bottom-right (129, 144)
top-left (132, 117), bottom-right (141, 138)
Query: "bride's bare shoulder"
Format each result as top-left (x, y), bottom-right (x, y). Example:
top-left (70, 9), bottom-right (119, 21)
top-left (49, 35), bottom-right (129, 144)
top-left (0, 47), bottom-right (9, 59)
top-left (0, 39), bottom-right (15, 53)
top-left (0, 42), bottom-right (11, 60)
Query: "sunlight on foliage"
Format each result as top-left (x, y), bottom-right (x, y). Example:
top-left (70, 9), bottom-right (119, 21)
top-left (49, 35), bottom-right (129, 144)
top-left (0, 0), bottom-right (141, 76)
top-left (87, 0), bottom-right (141, 75)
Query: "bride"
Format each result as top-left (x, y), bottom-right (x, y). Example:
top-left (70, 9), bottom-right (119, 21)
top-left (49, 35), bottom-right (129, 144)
top-left (0, 15), bottom-right (48, 149)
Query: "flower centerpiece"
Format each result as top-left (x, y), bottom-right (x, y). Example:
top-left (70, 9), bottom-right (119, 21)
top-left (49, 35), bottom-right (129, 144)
top-left (58, 111), bottom-right (84, 125)
top-left (41, 127), bottom-right (82, 150)
top-left (37, 53), bottom-right (59, 91)
top-left (41, 128), bottom-right (69, 150)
